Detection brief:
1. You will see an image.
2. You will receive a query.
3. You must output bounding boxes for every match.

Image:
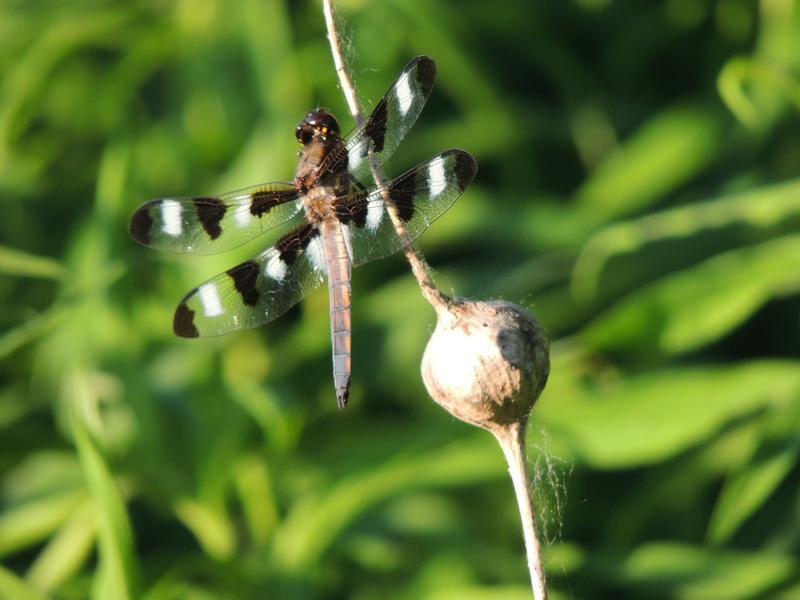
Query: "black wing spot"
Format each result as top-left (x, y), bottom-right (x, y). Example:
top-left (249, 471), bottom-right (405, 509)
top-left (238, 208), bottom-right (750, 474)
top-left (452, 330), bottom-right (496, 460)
top-left (451, 150), bottom-right (478, 192)
top-left (129, 200), bottom-right (159, 246)
top-left (338, 147), bottom-right (349, 174)
top-left (322, 139), bottom-right (351, 179)
top-left (414, 56), bottom-right (437, 97)
top-left (365, 98), bottom-right (388, 153)
top-left (276, 223), bottom-right (318, 265)
top-left (194, 197), bottom-right (226, 240)
top-left (227, 261), bottom-right (260, 306)
top-left (251, 189), bottom-right (297, 217)
top-left (174, 301), bottom-right (199, 337)
top-left (335, 192), bottom-right (369, 228)
top-left (389, 170), bottom-right (416, 222)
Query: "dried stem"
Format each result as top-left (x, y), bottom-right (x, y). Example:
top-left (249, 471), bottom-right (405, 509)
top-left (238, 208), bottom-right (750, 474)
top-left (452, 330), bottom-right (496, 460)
top-left (322, 0), bottom-right (362, 126)
top-left (322, 0), bottom-right (451, 311)
top-left (494, 422), bottom-right (548, 600)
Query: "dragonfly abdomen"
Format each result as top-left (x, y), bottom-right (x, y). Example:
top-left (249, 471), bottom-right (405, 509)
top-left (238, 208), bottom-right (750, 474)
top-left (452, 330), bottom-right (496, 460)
top-left (320, 217), bottom-right (353, 408)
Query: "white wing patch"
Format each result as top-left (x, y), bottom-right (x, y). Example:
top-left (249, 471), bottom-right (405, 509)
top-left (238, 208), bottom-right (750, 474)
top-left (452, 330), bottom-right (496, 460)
top-left (428, 156), bottom-right (447, 197)
top-left (232, 205), bottom-right (252, 228)
top-left (161, 200), bottom-right (183, 236)
top-left (306, 236), bottom-right (328, 274)
top-left (349, 139), bottom-right (367, 172)
top-left (264, 252), bottom-right (287, 281)
top-left (366, 201), bottom-right (384, 231)
top-left (396, 71), bottom-right (413, 117)
top-left (198, 282), bottom-right (223, 317)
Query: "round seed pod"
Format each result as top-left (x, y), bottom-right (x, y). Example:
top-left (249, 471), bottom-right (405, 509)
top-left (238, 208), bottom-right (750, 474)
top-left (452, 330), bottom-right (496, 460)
top-left (421, 299), bottom-right (549, 433)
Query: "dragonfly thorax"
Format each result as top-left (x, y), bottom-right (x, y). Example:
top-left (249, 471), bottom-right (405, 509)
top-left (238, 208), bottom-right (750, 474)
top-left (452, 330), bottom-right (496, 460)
top-left (303, 185), bottom-right (336, 225)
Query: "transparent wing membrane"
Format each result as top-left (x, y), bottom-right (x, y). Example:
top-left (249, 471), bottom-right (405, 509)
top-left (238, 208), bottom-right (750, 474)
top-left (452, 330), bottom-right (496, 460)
top-left (173, 222), bottom-right (326, 337)
top-left (323, 56), bottom-right (437, 186)
top-left (129, 182), bottom-right (302, 255)
top-left (335, 149), bottom-right (477, 267)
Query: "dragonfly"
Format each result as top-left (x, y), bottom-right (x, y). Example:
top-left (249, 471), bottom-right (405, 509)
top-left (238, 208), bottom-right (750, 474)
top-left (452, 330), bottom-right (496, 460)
top-left (129, 56), bottom-right (477, 408)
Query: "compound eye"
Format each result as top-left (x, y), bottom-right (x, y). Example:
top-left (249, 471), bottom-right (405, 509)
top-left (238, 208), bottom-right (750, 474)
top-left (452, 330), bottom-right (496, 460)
top-left (295, 125), bottom-right (312, 145)
top-left (323, 115), bottom-right (340, 136)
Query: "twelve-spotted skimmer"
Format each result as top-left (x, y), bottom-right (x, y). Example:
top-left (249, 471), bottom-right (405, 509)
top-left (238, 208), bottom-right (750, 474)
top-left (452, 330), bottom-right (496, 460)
top-left (129, 56), bottom-right (477, 408)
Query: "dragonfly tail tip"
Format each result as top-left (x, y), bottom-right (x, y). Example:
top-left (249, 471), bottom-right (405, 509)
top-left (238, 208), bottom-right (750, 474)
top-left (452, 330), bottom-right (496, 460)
top-left (336, 386), bottom-right (350, 410)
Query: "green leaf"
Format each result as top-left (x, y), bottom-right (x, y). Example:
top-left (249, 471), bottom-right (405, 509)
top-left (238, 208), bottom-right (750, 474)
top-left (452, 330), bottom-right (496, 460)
top-left (423, 585), bottom-right (534, 600)
top-left (718, 56), bottom-right (800, 129)
top-left (0, 307), bottom-right (69, 360)
top-left (172, 498), bottom-right (236, 561)
top-left (270, 432), bottom-right (505, 572)
top-left (582, 235), bottom-right (800, 355)
top-left (619, 542), bottom-right (795, 599)
top-left (576, 105), bottom-right (723, 221)
top-left (0, 245), bottom-right (66, 280)
top-left (572, 178), bottom-right (800, 302)
top-left (232, 454), bottom-right (279, 545)
top-left (1, 451), bottom-right (84, 504)
top-left (0, 565), bottom-right (48, 600)
top-left (0, 490), bottom-right (87, 557)
top-left (67, 370), bottom-right (137, 600)
top-left (26, 499), bottom-right (96, 592)
top-left (537, 361), bottom-right (800, 468)
top-left (708, 402), bottom-right (800, 543)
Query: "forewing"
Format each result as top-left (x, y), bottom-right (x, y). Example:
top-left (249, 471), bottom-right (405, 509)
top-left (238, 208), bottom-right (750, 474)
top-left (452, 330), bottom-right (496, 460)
top-left (334, 149), bottom-right (477, 267)
top-left (173, 222), bottom-right (329, 337)
top-left (323, 56), bottom-right (437, 186)
top-left (129, 183), bottom-right (302, 254)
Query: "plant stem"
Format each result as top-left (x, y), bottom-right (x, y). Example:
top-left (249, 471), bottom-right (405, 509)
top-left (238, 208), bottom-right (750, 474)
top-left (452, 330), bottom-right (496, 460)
top-left (322, 0), bottom-right (362, 126)
top-left (322, 2), bottom-right (547, 596)
top-left (321, 0), bottom-right (451, 311)
top-left (494, 422), bottom-right (548, 600)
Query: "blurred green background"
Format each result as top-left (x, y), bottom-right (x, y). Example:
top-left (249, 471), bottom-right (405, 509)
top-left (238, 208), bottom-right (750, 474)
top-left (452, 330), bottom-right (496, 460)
top-left (2, 0), bottom-right (800, 598)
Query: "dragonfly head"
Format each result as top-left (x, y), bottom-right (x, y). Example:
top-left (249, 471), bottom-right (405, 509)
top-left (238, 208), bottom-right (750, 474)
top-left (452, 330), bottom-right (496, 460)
top-left (296, 109), bottom-right (340, 145)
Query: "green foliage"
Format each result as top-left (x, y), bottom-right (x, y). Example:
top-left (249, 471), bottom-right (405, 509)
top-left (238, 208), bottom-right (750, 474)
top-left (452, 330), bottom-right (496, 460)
top-left (1, 0), bottom-right (799, 598)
